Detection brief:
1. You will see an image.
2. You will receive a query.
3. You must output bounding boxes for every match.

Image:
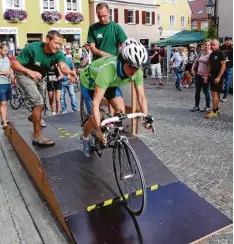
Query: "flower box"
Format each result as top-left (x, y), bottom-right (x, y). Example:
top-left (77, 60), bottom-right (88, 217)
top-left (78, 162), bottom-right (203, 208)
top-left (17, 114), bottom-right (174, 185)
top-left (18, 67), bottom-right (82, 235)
top-left (41, 11), bottom-right (62, 23)
top-left (65, 12), bottom-right (84, 23)
top-left (4, 9), bottom-right (28, 22)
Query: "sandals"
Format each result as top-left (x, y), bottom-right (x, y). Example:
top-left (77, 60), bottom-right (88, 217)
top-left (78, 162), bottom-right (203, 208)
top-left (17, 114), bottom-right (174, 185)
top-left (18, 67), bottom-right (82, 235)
top-left (1, 121), bottom-right (9, 125)
top-left (32, 136), bottom-right (55, 147)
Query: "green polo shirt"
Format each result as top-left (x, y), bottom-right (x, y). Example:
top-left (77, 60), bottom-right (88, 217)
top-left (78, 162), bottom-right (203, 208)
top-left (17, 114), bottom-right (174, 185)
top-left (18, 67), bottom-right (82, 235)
top-left (88, 21), bottom-right (127, 60)
top-left (16, 42), bottom-right (65, 75)
top-left (0, 56), bottom-right (11, 84)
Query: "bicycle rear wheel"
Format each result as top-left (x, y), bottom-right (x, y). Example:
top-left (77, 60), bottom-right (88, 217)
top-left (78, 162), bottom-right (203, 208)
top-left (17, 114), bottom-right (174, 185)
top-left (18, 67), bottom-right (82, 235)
top-left (10, 87), bottom-right (22, 110)
top-left (113, 138), bottom-right (147, 216)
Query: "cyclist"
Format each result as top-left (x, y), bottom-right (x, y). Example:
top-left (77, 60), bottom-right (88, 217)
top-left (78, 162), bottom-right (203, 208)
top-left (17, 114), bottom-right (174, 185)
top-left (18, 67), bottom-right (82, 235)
top-left (80, 38), bottom-right (153, 157)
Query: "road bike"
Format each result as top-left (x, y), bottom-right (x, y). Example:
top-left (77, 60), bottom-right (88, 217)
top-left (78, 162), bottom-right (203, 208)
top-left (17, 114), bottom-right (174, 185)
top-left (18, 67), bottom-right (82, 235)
top-left (80, 97), bottom-right (155, 216)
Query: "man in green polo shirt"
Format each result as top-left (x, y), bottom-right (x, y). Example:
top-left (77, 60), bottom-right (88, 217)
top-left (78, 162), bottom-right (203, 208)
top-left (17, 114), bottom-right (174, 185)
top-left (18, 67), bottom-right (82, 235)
top-left (88, 2), bottom-right (127, 60)
top-left (11, 30), bottom-right (77, 147)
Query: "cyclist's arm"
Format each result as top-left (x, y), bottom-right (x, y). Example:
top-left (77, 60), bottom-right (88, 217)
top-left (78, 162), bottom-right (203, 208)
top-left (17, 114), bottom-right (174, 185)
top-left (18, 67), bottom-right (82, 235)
top-left (92, 86), bottom-right (106, 133)
top-left (11, 59), bottom-right (31, 75)
top-left (89, 43), bottom-right (111, 57)
top-left (134, 84), bottom-right (148, 115)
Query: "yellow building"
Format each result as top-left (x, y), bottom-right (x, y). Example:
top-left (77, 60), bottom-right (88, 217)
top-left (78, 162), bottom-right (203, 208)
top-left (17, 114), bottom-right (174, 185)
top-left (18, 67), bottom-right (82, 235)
top-left (0, 0), bottom-right (89, 51)
top-left (157, 0), bottom-right (191, 39)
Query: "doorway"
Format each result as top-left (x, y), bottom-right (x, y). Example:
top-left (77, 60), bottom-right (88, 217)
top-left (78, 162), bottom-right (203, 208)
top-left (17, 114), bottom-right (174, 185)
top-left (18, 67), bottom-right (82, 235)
top-left (27, 33), bottom-right (43, 43)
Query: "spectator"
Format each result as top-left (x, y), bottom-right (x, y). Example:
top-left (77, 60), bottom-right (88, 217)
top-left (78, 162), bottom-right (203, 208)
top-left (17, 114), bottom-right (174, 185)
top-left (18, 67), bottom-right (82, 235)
top-left (149, 44), bottom-right (163, 86)
top-left (191, 40), bottom-right (212, 112)
top-left (170, 47), bottom-right (187, 91)
top-left (220, 36), bottom-right (233, 102)
top-left (82, 43), bottom-right (92, 66)
top-left (65, 47), bottom-right (73, 59)
top-left (46, 65), bottom-right (63, 115)
top-left (206, 39), bottom-right (227, 119)
top-left (59, 56), bottom-right (79, 114)
top-left (87, 2), bottom-right (127, 60)
top-left (0, 44), bottom-right (14, 130)
top-left (7, 50), bottom-right (15, 63)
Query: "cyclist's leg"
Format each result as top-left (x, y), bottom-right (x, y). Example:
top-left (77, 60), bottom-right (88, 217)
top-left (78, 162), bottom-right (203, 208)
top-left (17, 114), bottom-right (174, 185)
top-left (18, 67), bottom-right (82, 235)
top-left (105, 87), bottom-right (125, 114)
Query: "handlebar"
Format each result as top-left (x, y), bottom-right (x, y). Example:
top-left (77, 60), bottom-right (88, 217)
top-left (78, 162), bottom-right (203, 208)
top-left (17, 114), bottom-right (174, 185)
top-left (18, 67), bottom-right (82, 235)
top-left (101, 113), bottom-right (155, 133)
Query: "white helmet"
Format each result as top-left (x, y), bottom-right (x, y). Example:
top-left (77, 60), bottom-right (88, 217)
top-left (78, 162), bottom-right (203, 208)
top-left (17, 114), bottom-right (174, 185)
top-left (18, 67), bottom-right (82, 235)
top-left (119, 38), bottom-right (148, 68)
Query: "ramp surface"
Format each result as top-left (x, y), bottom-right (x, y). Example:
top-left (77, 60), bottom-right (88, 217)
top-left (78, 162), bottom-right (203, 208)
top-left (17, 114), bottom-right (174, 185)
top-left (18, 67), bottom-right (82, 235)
top-left (7, 112), bottom-right (232, 244)
top-left (66, 182), bottom-right (232, 244)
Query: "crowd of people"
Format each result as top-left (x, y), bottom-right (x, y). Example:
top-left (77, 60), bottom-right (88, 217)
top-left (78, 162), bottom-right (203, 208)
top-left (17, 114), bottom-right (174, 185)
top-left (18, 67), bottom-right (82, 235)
top-left (0, 2), bottom-right (232, 156)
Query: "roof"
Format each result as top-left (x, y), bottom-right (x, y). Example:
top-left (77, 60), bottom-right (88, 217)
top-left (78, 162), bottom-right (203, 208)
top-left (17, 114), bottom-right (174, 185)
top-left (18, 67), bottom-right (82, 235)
top-left (189, 0), bottom-right (208, 21)
top-left (156, 30), bottom-right (205, 47)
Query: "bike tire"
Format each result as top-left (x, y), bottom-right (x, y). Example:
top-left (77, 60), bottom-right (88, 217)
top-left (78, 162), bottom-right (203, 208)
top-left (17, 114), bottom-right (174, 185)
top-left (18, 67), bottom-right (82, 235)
top-left (10, 87), bottom-right (23, 110)
top-left (113, 138), bottom-right (147, 216)
top-left (24, 97), bottom-right (32, 112)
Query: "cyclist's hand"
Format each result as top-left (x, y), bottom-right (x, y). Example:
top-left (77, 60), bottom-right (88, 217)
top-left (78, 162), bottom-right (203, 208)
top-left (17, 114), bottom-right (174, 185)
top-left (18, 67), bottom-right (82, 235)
top-left (68, 71), bottom-right (77, 83)
top-left (144, 116), bottom-right (155, 133)
top-left (97, 130), bottom-right (107, 145)
top-left (27, 70), bottom-right (42, 80)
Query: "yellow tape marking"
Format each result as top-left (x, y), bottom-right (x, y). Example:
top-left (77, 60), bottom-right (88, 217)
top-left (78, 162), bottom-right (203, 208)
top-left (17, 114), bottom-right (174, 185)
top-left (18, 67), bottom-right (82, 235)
top-left (58, 128), bottom-right (64, 131)
top-left (87, 205), bottom-right (96, 211)
top-left (136, 190), bottom-right (143, 196)
top-left (120, 194), bottom-right (129, 201)
top-left (103, 199), bottom-right (113, 206)
top-left (59, 136), bottom-right (66, 138)
top-left (61, 130), bottom-right (68, 133)
top-left (65, 133), bottom-right (71, 136)
top-left (151, 184), bottom-right (159, 191)
top-left (70, 133), bottom-right (79, 138)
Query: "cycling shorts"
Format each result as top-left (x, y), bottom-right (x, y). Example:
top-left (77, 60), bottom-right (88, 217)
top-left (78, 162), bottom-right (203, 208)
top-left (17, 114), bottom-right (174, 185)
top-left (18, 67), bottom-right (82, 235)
top-left (80, 83), bottom-right (123, 115)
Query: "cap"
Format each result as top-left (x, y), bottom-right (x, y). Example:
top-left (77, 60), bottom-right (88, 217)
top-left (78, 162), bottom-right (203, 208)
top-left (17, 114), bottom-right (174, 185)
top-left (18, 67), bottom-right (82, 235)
top-left (225, 36), bottom-right (232, 40)
top-left (8, 50), bottom-right (13, 54)
top-left (189, 44), bottom-right (196, 48)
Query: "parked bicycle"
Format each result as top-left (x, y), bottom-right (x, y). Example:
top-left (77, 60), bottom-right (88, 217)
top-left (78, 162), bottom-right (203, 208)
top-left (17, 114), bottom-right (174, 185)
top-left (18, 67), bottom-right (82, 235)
top-left (80, 97), bottom-right (155, 216)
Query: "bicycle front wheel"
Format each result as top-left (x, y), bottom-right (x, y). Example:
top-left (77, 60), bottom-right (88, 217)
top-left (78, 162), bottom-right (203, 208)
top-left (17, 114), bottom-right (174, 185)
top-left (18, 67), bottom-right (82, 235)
top-left (113, 138), bottom-right (147, 216)
top-left (10, 87), bottom-right (22, 110)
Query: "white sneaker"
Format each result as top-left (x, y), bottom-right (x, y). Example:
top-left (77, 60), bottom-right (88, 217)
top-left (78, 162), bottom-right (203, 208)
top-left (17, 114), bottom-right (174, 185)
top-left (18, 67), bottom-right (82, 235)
top-left (62, 111), bottom-right (67, 114)
top-left (221, 97), bottom-right (227, 102)
top-left (40, 119), bottom-right (46, 128)
top-left (185, 84), bottom-right (189, 88)
top-left (52, 112), bottom-right (56, 115)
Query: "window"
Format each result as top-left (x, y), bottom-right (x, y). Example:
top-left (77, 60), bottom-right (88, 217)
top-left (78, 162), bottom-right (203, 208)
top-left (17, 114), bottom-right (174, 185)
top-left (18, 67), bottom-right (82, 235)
top-left (4, 0), bottom-right (24, 9)
top-left (171, 0), bottom-right (176, 3)
top-left (161, 0), bottom-right (167, 2)
top-left (66, 0), bottom-right (78, 11)
top-left (145, 11), bottom-right (152, 25)
top-left (181, 16), bottom-right (186, 28)
top-left (128, 10), bottom-right (135, 24)
top-left (110, 8), bottom-right (114, 21)
top-left (170, 15), bottom-right (175, 27)
top-left (157, 13), bottom-right (162, 26)
top-left (198, 9), bottom-right (204, 15)
top-left (43, 0), bottom-right (55, 10)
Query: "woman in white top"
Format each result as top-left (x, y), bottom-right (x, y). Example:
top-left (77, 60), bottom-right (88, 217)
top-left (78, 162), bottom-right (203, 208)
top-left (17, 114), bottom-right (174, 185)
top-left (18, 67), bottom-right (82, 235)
top-left (170, 47), bottom-right (187, 91)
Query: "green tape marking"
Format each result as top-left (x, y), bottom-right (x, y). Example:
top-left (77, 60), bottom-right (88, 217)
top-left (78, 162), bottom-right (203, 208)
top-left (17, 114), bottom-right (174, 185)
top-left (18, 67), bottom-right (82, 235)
top-left (59, 136), bottom-right (66, 138)
top-left (87, 205), bottom-right (96, 211)
top-left (70, 133), bottom-right (79, 138)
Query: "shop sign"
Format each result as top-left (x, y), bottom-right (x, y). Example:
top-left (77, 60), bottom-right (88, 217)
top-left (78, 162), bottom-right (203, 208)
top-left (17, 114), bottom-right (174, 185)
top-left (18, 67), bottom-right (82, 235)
top-left (191, 21), bottom-right (198, 28)
top-left (0, 27), bottom-right (18, 34)
top-left (51, 28), bottom-right (81, 35)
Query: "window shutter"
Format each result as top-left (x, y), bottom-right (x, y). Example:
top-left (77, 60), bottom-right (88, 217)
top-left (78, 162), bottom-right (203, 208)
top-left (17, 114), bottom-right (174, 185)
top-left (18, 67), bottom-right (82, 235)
top-left (114, 8), bottom-right (118, 23)
top-left (152, 12), bottom-right (155, 25)
top-left (124, 9), bottom-right (128, 24)
top-left (136, 10), bottom-right (139, 24)
top-left (142, 11), bottom-right (146, 25)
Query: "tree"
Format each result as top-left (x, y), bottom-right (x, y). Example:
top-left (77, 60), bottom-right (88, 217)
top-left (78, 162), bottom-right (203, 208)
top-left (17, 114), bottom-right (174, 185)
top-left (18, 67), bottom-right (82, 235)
top-left (204, 24), bottom-right (218, 39)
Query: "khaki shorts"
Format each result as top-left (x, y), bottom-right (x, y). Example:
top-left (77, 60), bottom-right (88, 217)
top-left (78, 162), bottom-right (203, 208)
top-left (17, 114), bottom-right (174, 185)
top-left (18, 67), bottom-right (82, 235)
top-left (16, 73), bottom-right (46, 108)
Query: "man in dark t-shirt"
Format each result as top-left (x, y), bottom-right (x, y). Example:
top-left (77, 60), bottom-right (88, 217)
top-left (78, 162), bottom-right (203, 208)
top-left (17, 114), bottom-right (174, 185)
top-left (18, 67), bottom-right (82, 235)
top-left (220, 36), bottom-right (233, 101)
top-left (149, 44), bottom-right (163, 86)
top-left (206, 39), bottom-right (227, 119)
top-left (87, 2), bottom-right (127, 60)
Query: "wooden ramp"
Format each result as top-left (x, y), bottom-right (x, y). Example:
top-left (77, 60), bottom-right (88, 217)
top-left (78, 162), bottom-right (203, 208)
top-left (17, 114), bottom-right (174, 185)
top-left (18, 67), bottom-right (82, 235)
top-left (5, 112), bottom-right (232, 244)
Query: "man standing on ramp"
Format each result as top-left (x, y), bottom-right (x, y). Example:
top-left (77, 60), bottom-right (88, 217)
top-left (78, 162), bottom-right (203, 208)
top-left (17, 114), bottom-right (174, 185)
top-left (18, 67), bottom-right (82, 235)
top-left (11, 30), bottom-right (77, 147)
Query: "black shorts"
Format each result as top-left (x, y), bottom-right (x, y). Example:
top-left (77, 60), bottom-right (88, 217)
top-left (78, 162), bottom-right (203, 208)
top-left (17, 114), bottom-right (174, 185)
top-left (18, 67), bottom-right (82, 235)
top-left (210, 77), bottom-right (223, 93)
top-left (185, 63), bottom-right (193, 72)
top-left (47, 80), bottom-right (62, 92)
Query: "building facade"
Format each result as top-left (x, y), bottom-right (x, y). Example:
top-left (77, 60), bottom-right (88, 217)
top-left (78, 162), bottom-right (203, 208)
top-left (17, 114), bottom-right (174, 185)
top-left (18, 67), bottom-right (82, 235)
top-left (189, 0), bottom-right (209, 30)
top-left (157, 0), bottom-right (192, 39)
top-left (216, 0), bottom-right (233, 38)
top-left (89, 0), bottom-right (160, 46)
top-left (0, 0), bottom-right (89, 51)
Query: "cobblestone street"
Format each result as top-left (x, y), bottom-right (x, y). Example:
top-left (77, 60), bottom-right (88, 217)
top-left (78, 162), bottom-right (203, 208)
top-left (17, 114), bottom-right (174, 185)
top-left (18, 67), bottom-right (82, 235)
top-left (0, 76), bottom-right (232, 244)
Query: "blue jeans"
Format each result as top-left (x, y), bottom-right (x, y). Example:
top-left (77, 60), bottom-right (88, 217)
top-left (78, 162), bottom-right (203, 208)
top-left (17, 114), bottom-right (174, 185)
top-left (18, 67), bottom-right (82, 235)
top-left (223, 68), bottom-right (233, 97)
top-left (173, 67), bottom-right (183, 87)
top-left (60, 81), bottom-right (78, 112)
top-left (195, 75), bottom-right (211, 108)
